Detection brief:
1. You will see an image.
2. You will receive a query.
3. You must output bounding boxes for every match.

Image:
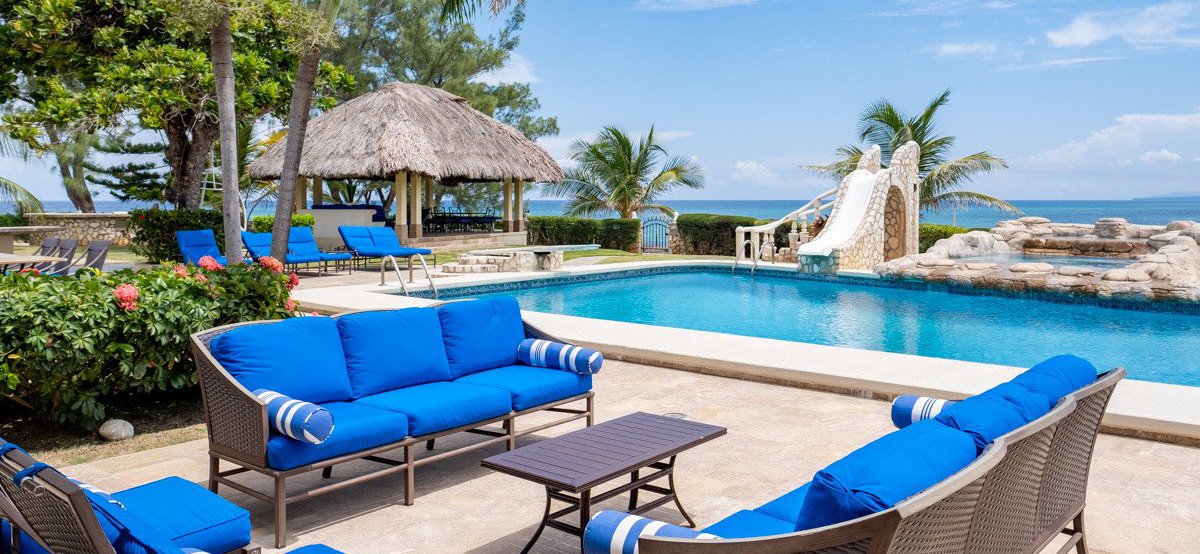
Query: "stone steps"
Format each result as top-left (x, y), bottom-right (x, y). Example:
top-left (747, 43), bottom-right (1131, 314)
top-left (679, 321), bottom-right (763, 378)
top-left (440, 263), bottom-right (500, 273)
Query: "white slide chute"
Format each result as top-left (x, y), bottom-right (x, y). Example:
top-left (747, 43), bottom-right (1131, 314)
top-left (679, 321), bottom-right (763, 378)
top-left (795, 169), bottom-right (876, 257)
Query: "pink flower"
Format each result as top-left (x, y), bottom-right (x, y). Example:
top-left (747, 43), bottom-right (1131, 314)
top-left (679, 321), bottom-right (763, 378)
top-left (284, 299), bottom-right (297, 312)
top-left (310, 311), bottom-right (320, 316)
top-left (198, 256), bottom-right (224, 271)
top-left (285, 271), bottom-right (300, 290)
top-left (113, 283), bottom-right (139, 312)
top-left (18, 268), bottom-right (40, 275)
top-left (258, 256), bottom-right (284, 274)
top-left (173, 264), bottom-right (188, 278)
top-left (194, 273), bottom-right (208, 284)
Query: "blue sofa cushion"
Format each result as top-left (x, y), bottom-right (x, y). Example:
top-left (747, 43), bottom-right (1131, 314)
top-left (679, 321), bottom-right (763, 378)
top-left (210, 316), bottom-right (353, 404)
top-left (794, 420), bottom-right (977, 532)
top-left (1011, 355), bottom-right (1097, 401)
top-left (702, 510), bottom-right (794, 539)
top-left (113, 477), bottom-right (250, 554)
top-left (454, 365), bottom-right (591, 411)
top-left (267, 402), bottom-right (409, 470)
top-left (754, 482), bottom-right (811, 523)
top-left (934, 393), bottom-right (1029, 453)
top-left (890, 395), bottom-right (957, 429)
top-left (437, 298), bottom-right (526, 378)
top-left (583, 511), bottom-right (719, 554)
top-left (354, 382), bottom-right (512, 436)
top-left (982, 382), bottom-right (1053, 421)
top-left (255, 390), bottom-right (335, 444)
top-left (337, 309), bottom-right (452, 398)
top-left (517, 339), bottom-right (603, 375)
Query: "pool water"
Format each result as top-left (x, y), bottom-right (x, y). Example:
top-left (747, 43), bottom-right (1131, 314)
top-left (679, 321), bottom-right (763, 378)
top-left (457, 270), bottom-right (1200, 386)
top-left (959, 253), bottom-right (1132, 269)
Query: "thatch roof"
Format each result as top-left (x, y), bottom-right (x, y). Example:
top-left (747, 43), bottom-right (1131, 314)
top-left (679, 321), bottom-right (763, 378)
top-left (248, 82), bottom-right (563, 183)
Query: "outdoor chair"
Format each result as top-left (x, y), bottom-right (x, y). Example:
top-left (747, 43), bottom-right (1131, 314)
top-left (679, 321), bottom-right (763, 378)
top-left (31, 238), bottom-right (77, 274)
top-left (176, 229), bottom-right (226, 266)
top-left (34, 237), bottom-right (60, 257)
top-left (583, 355), bottom-right (1125, 554)
top-left (287, 226), bottom-right (352, 273)
top-left (337, 225), bottom-right (435, 293)
top-left (48, 239), bottom-right (111, 276)
top-left (240, 231), bottom-right (322, 271)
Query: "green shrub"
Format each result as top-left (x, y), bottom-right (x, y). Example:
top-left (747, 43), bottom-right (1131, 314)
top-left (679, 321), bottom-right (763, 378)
top-left (248, 213), bottom-right (317, 233)
top-left (128, 208), bottom-right (224, 263)
top-left (676, 213), bottom-right (757, 255)
top-left (598, 219), bottom-right (640, 252)
top-left (0, 263), bottom-right (296, 428)
top-left (528, 216), bottom-right (601, 245)
top-left (919, 223), bottom-right (970, 252)
top-left (0, 213), bottom-right (27, 227)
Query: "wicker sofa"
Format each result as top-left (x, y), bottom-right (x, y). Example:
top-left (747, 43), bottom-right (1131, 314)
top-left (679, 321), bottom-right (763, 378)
top-left (584, 355), bottom-right (1124, 554)
top-left (190, 297), bottom-right (596, 548)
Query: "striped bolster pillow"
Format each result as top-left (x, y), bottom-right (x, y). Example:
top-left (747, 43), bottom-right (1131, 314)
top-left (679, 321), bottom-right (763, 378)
top-left (69, 478), bottom-right (124, 508)
top-left (891, 395), bottom-right (957, 429)
top-left (517, 338), bottom-right (604, 375)
top-left (254, 389), bottom-right (335, 444)
top-left (583, 511), bottom-right (718, 554)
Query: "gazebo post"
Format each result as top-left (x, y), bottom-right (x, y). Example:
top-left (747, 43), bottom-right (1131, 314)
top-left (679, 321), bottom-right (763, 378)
top-left (502, 178), bottom-right (513, 232)
top-left (294, 177), bottom-right (308, 211)
top-left (408, 174), bottom-right (423, 239)
top-left (514, 179), bottom-right (524, 232)
top-left (312, 177), bottom-right (324, 206)
top-left (395, 172), bottom-right (408, 240)
top-left (424, 178), bottom-right (434, 212)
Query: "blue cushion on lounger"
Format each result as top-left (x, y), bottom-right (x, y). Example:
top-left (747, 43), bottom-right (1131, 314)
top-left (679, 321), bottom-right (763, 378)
top-left (934, 393), bottom-right (1031, 453)
top-left (583, 511), bottom-right (719, 554)
top-left (176, 229), bottom-right (222, 266)
top-left (287, 546), bottom-right (346, 554)
top-left (337, 309), bottom-right (452, 398)
top-left (266, 402), bottom-right (409, 470)
top-left (454, 365), bottom-right (592, 411)
top-left (754, 482), bottom-right (811, 523)
top-left (702, 509), bottom-right (794, 539)
top-left (210, 316), bottom-right (353, 404)
top-left (240, 231), bottom-right (272, 261)
top-left (793, 419), bottom-right (977, 532)
top-left (112, 477), bottom-right (250, 554)
top-left (1010, 355), bottom-right (1097, 401)
top-left (354, 382), bottom-right (512, 436)
top-left (437, 298), bottom-right (526, 378)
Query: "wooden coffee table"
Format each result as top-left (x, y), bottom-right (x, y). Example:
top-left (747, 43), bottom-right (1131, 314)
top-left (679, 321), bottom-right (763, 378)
top-left (482, 412), bottom-right (726, 553)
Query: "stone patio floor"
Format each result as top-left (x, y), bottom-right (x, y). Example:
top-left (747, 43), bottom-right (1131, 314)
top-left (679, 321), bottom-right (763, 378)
top-left (65, 360), bottom-right (1200, 554)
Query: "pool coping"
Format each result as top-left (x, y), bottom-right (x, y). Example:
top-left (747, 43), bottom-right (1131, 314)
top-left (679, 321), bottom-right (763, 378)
top-left (291, 259), bottom-right (1200, 446)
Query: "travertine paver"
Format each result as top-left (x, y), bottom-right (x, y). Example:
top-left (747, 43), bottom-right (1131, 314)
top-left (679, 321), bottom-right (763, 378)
top-left (65, 360), bottom-right (1200, 553)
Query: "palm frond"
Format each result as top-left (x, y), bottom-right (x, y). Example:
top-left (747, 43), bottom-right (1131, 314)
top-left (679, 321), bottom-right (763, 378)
top-left (924, 190), bottom-right (1021, 214)
top-left (0, 175), bottom-right (43, 213)
top-left (802, 144), bottom-right (862, 181)
top-left (923, 151), bottom-right (1008, 199)
top-left (440, 0), bottom-right (513, 20)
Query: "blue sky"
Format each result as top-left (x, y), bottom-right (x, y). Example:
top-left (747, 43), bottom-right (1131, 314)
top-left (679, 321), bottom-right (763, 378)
top-left (5, 0), bottom-right (1200, 203)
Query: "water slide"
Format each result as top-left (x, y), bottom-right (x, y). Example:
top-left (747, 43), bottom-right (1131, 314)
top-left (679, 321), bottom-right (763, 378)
top-left (795, 169), bottom-right (877, 257)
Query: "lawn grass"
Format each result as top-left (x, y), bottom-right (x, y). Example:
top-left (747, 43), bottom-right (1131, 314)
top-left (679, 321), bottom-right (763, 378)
top-left (561, 248), bottom-right (733, 264)
top-left (13, 244), bottom-right (149, 265)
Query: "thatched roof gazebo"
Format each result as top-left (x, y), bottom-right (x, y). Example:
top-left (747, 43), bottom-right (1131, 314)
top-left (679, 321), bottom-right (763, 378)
top-left (248, 82), bottom-right (562, 240)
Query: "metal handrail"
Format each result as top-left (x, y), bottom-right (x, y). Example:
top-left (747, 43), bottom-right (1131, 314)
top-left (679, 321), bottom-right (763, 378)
top-left (731, 239), bottom-right (759, 276)
top-left (379, 254), bottom-right (438, 299)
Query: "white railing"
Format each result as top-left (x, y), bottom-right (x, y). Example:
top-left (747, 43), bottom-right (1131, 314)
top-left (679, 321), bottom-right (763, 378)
top-left (733, 186), bottom-right (838, 268)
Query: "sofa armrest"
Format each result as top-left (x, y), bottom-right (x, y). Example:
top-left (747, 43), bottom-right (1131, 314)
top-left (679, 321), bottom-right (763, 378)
top-left (583, 511), bottom-right (718, 554)
top-left (190, 329), bottom-right (270, 467)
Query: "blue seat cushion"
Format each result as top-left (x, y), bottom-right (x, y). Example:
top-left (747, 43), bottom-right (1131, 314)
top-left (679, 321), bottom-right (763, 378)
top-left (320, 252), bottom-right (353, 261)
top-left (1010, 355), bottom-right (1097, 401)
top-left (754, 482), bottom-right (811, 523)
top-left (267, 402), bottom-right (410, 470)
top-left (285, 253), bottom-right (323, 264)
top-left (934, 393), bottom-right (1031, 453)
top-left (454, 364), bottom-right (591, 411)
top-left (794, 420), bottom-right (977, 532)
top-left (210, 316), bottom-right (353, 404)
top-left (982, 382), bottom-right (1053, 421)
top-left (355, 246), bottom-right (430, 257)
top-left (437, 298), bottom-right (526, 378)
top-left (702, 510), bottom-right (794, 539)
top-left (354, 382), bottom-right (513, 436)
top-left (240, 231), bottom-right (271, 260)
top-left (113, 477), bottom-right (250, 553)
top-left (287, 546), bottom-right (345, 554)
top-left (337, 309), bottom-right (452, 398)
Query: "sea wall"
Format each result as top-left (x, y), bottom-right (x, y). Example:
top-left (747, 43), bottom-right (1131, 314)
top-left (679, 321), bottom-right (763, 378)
top-left (26, 212), bottom-right (133, 246)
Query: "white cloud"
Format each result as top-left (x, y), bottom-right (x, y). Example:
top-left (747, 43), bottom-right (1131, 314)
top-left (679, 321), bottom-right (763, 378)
top-left (1140, 149), bottom-right (1183, 163)
top-left (473, 53), bottom-right (538, 86)
top-left (1000, 56), bottom-right (1125, 71)
top-left (935, 40), bottom-right (998, 57)
top-left (731, 160), bottom-right (777, 182)
top-left (633, 0), bottom-right (756, 12)
top-left (1194, 156), bottom-right (1200, 162)
top-left (1026, 112), bottom-right (1200, 170)
top-left (983, 1), bottom-right (1017, 9)
top-left (1046, 1), bottom-right (1200, 48)
top-left (655, 129), bottom-right (697, 142)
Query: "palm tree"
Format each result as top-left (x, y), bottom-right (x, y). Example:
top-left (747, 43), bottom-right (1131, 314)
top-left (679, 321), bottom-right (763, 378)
top-left (0, 175), bottom-right (42, 214)
top-left (805, 89), bottom-right (1017, 215)
top-left (210, 1), bottom-right (242, 263)
top-left (543, 127), bottom-right (704, 219)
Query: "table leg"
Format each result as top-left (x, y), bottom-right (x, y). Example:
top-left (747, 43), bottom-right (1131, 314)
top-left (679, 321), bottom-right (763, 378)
top-left (665, 456), bottom-right (696, 528)
top-left (579, 489), bottom-right (592, 552)
top-left (521, 487), bottom-right (554, 554)
top-left (628, 469), bottom-right (640, 510)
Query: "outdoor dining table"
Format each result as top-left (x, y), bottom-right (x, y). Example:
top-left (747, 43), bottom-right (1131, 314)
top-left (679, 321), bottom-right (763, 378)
top-left (0, 226), bottom-right (62, 254)
top-left (0, 252), bottom-right (65, 272)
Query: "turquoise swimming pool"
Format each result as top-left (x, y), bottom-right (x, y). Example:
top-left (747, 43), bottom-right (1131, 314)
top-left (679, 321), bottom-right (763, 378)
top-left (430, 267), bottom-right (1200, 387)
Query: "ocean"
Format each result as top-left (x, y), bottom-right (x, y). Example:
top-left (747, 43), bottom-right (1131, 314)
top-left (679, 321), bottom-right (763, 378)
top-left (7, 198), bottom-right (1200, 229)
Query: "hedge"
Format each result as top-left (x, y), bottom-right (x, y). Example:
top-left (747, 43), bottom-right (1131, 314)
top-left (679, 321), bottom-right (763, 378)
top-left (0, 262), bottom-right (297, 428)
top-left (128, 208), bottom-right (224, 263)
top-left (675, 213), bottom-right (757, 255)
top-left (249, 213), bottom-right (317, 233)
top-left (0, 213), bottom-right (27, 227)
top-left (919, 223), bottom-right (971, 252)
top-left (528, 216), bottom-right (640, 251)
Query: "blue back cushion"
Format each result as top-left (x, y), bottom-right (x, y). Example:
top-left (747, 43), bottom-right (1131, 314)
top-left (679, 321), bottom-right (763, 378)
top-left (368, 226), bottom-right (402, 249)
top-left (337, 309), bottom-right (453, 397)
top-left (983, 382), bottom-right (1053, 421)
top-left (935, 392), bottom-right (1034, 453)
top-left (1010, 355), bottom-right (1097, 401)
top-left (437, 298), bottom-right (526, 378)
top-left (288, 227), bottom-right (321, 256)
top-left (338, 226), bottom-right (372, 252)
top-left (176, 230), bottom-right (220, 264)
top-left (794, 420), bottom-right (977, 532)
top-left (240, 232), bottom-right (271, 259)
top-left (210, 317), bottom-right (353, 404)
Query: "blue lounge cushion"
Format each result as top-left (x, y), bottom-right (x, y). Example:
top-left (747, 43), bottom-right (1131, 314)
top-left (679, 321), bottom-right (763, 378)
top-left (267, 402), bottom-right (409, 470)
top-left (353, 381), bottom-right (512, 436)
top-left (934, 393), bottom-right (1030, 453)
top-left (338, 226), bottom-right (432, 257)
top-left (286, 545), bottom-right (346, 554)
top-left (702, 509), bottom-right (794, 539)
top-left (112, 477), bottom-right (250, 554)
top-left (320, 252), bottom-right (353, 262)
top-left (754, 482), bottom-right (811, 523)
top-left (890, 395), bottom-right (957, 429)
top-left (176, 229), bottom-right (222, 265)
top-left (210, 316), bottom-right (353, 404)
top-left (240, 231), bottom-right (271, 260)
top-left (437, 298), bottom-right (526, 377)
top-left (583, 511), bottom-right (719, 554)
top-left (336, 309), bottom-right (452, 398)
top-left (454, 364), bottom-right (591, 411)
top-left (288, 227), bottom-right (322, 256)
top-left (517, 339), bottom-right (604, 375)
top-left (793, 419), bottom-right (977, 532)
top-left (284, 253), bottom-right (322, 265)
top-left (255, 390), bottom-right (335, 444)
top-left (1010, 355), bottom-right (1097, 401)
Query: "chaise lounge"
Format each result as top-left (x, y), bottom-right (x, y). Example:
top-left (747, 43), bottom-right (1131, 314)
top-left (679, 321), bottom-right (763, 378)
top-left (336, 226), bottom-right (434, 291)
top-left (583, 355), bottom-right (1124, 554)
top-left (190, 297), bottom-right (597, 548)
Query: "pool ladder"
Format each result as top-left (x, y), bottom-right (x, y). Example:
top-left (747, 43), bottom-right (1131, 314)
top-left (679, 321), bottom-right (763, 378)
top-left (380, 254), bottom-right (438, 299)
top-left (732, 238), bottom-right (760, 276)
